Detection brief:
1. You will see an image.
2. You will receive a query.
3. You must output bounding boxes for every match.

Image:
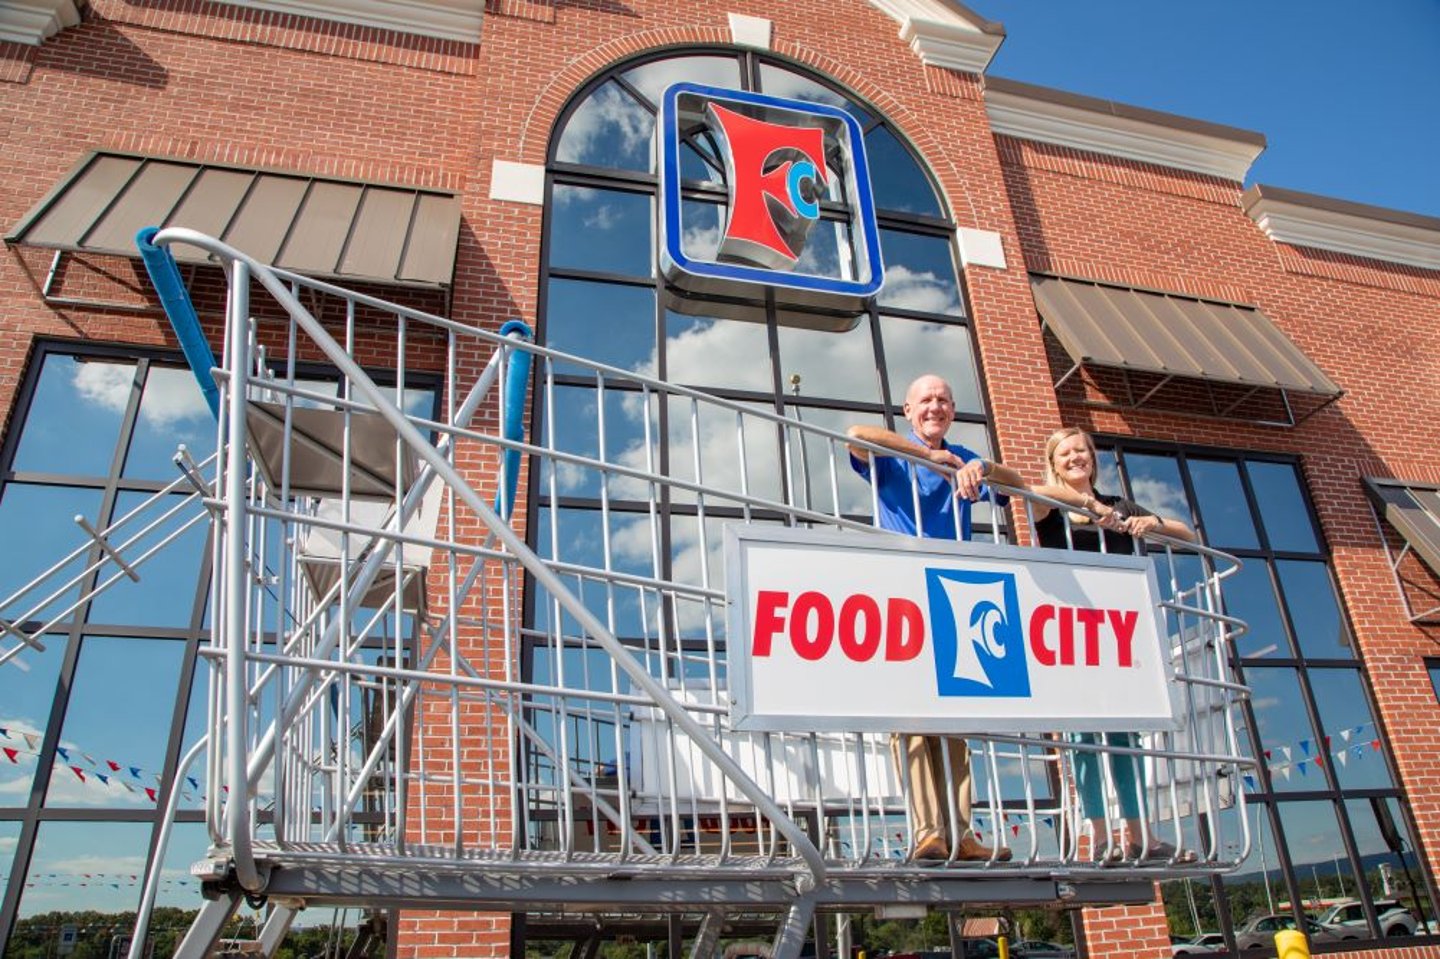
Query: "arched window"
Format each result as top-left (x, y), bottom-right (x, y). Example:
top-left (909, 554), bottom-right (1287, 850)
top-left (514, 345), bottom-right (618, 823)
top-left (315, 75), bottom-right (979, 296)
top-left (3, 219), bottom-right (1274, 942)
top-left (539, 48), bottom-right (994, 498)
top-left (526, 51), bottom-right (1001, 700)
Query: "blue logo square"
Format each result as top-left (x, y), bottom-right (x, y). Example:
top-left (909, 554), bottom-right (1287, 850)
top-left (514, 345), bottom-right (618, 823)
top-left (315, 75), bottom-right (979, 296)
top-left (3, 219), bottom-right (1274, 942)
top-left (925, 568), bottom-right (1031, 698)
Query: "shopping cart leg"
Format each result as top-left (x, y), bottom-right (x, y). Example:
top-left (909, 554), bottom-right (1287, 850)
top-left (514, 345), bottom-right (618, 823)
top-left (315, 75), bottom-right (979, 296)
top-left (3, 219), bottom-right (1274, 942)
top-left (689, 910), bottom-right (725, 959)
top-left (258, 904), bottom-right (298, 958)
top-left (172, 890), bottom-right (243, 959)
top-left (772, 899), bottom-right (816, 959)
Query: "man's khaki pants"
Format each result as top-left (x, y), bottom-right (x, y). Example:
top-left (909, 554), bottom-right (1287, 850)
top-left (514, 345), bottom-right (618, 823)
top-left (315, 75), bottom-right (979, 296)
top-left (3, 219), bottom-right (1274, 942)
top-left (892, 733), bottom-right (972, 848)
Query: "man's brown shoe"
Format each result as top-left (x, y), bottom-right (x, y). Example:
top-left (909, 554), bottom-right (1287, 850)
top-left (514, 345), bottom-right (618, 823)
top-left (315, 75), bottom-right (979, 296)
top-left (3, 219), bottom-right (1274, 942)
top-left (910, 837), bottom-right (949, 862)
top-left (956, 836), bottom-right (1013, 862)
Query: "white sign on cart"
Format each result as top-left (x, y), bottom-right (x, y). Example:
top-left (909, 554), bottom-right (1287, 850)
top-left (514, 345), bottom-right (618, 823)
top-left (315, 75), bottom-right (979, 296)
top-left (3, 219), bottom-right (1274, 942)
top-left (724, 526), bottom-right (1179, 734)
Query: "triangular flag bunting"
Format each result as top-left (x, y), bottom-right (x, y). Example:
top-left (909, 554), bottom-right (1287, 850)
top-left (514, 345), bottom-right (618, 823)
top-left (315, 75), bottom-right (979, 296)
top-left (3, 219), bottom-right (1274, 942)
top-left (130, 766), bottom-right (142, 779)
top-left (69, 765), bottom-right (85, 782)
top-left (1243, 774), bottom-right (1257, 791)
top-left (1371, 739), bottom-right (1381, 751)
top-left (23, 733), bottom-right (37, 750)
top-left (55, 747), bottom-right (70, 762)
top-left (0, 727), bottom-right (9, 739)
top-left (107, 760), bottom-right (121, 772)
top-left (1299, 740), bottom-right (1310, 756)
top-left (144, 787), bottom-right (157, 802)
top-left (2, 747), bottom-right (17, 764)
top-left (1340, 729), bottom-right (1352, 743)
top-left (1011, 824), bottom-right (1020, 837)
top-left (1335, 750), bottom-right (1348, 767)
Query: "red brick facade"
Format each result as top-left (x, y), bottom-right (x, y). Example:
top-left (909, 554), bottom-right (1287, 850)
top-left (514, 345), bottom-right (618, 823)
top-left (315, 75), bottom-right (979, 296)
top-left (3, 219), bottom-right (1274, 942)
top-left (1, 2), bottom-right (1437, 958)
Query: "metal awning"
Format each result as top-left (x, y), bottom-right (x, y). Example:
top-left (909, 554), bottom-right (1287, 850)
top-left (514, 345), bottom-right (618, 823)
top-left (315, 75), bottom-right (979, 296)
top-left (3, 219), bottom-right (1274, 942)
top-left (1032, 275), bottom-right (1342, 422)
top-left (6, 151), bottom-right (461, 288)
top-left (1363, 478), bottom-right (1440, 623)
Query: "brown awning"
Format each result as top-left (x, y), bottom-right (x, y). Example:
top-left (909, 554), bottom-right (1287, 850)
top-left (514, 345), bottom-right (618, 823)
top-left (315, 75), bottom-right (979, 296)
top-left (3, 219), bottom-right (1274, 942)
top-left (1032, 275), bottom-right (1342, 397)
top-left (6, 152), bottom-right (462, 288)
top-left (1364, 476), bottom-right (1440, 580)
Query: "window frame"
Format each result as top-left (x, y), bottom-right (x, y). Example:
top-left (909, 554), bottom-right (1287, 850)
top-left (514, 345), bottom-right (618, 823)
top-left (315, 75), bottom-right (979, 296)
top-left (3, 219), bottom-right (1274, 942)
top-left (1099, 435), bottom-right (1440, 950)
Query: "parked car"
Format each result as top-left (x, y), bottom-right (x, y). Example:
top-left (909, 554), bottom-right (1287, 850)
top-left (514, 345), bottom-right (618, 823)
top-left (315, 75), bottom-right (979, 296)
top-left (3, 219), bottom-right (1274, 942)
top-left (1315, 898), bottom-right (1419, 937)
top-left (1170, 932), bottom-right (1224, 955)
top-left (1011, 940), bottom-right (1076, 958)
top-left (1233, 913), bottom-right (1346, 951)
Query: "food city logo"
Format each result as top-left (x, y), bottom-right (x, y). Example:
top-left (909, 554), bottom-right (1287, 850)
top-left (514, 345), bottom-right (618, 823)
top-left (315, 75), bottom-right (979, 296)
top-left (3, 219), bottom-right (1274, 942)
top-left (705, 101), bottom-right (828, 271)
top-left (749, 568), bottom-right (1144, 697)
top-left (658, 82), bottom-right (883, 315)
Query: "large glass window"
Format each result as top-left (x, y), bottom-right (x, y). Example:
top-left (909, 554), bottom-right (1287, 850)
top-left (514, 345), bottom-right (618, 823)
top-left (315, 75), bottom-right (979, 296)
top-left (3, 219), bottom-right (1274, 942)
top-left (0, 344), bottom-right (432, 956)
top-left (539, 46), bottom-right (991, 526)
top-left (1103, 442), bottom-right (1435, 952)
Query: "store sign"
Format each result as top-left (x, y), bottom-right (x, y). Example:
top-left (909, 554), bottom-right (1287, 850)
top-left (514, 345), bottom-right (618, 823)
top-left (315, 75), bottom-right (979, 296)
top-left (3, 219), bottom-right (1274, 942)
top-left (658, 83), bottom-right (883, 320)
top-left (724, 527), bottom-right (1178, 734)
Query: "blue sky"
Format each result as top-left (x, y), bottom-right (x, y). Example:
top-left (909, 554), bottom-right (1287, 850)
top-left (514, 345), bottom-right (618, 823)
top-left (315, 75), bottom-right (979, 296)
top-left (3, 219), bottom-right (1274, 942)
top-left (975, 0), bottom-right (1440, 217)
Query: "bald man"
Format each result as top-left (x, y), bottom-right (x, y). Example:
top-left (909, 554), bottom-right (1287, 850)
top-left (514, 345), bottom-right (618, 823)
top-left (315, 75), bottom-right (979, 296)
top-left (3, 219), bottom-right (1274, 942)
top-left (846, 373), bottom-right (1022, 863)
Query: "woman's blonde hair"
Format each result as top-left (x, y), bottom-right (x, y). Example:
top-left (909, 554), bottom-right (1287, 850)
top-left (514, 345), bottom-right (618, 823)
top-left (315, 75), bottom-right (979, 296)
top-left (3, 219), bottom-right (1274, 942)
top-left (1042, 427), bottom-right (1101, 489)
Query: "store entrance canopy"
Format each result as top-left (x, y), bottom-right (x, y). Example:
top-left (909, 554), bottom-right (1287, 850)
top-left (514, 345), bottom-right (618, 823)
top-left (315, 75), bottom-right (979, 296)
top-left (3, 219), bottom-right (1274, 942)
top-left (1032, 275), bottom-right (1342, 424)
top-left (1363, 477), bottom-right (1440, 623)
top-left (6, 152), bottom-right (461, 288)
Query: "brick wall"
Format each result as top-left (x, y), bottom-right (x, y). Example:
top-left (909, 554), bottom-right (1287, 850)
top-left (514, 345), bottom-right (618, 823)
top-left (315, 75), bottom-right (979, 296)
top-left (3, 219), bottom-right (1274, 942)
top-left (2, 2), bottom-right (1438, 958)
top-left (993, 119), bottom-right (1440, 959)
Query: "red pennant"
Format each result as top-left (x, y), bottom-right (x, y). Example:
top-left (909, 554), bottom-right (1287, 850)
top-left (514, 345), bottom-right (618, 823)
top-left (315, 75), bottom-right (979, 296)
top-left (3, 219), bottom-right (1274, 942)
top-left (1371, 738), bottom-right (1381, 751)
top-left (2, 747), bottom-right (17, 764)
top-left (70, 766), bottom-right (86, 782)
top-left (144, 787), bottom-right (157, 802)
top-left (1314, 755), bottom-right (1324, 768)
top-left (1011, 824), bottom-right (1020, 836)
top-left (107, 760), bottom-right (121, 771)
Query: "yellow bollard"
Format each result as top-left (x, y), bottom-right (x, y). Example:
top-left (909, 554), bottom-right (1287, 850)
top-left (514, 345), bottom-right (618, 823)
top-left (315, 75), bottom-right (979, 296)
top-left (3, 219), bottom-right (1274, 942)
top-left (1275, 929), bottom-right (1310, 959)
top-left (996, 936), bottom-right (1009, 959)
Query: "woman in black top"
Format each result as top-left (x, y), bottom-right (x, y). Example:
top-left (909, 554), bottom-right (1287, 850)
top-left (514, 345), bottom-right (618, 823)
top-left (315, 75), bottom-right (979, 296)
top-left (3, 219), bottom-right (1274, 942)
top-left (1031, 427), bottom-right (1196, 863)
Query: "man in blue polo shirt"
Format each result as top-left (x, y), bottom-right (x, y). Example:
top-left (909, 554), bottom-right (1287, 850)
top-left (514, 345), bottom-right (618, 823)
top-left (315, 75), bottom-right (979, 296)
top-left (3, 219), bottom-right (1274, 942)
top-left (846, 373), bottom-right (1023, 863)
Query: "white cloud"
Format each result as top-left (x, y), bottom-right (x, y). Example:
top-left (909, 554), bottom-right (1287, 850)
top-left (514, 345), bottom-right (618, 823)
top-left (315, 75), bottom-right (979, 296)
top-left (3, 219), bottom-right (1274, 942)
top-left (0, 835), bottom-right (16, 853)
top-left (878, 264), bottom-right (960, 315)
top-left (49, 852), bottom-right (148, 876)
top-left (1130, 476), bottom-right (1189, 521)
top-left (0, 775), bottom-right (34, 797)
top-left (71, 362), bottom-right (208, 429)
top-left (583, 204), bottom-right (622, 231)
top-left (556, 84), bottom-right (652, 168)
top-left (136, 367), bottom-right (210, 427)
top-left (682, 222), bottom-right (722, 261)
top-left (72, 361), bottom-right (133, 415)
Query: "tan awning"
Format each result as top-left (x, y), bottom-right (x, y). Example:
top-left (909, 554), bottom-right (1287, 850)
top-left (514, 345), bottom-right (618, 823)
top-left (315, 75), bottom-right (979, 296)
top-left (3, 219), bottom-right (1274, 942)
top-left (1364, 477), bottom-right (1440, 580)
top-left (6, 152), bottom-right (462, 288)
top-left (1032, 275), bottom-right (1341, 396)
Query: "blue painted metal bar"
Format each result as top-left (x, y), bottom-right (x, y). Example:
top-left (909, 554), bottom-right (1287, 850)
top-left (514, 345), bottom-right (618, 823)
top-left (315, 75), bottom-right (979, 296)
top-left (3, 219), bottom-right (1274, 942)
top-left (495, 319), bottom-right (534, 520)
top-left (135, 226), bottom-right (220, 418)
